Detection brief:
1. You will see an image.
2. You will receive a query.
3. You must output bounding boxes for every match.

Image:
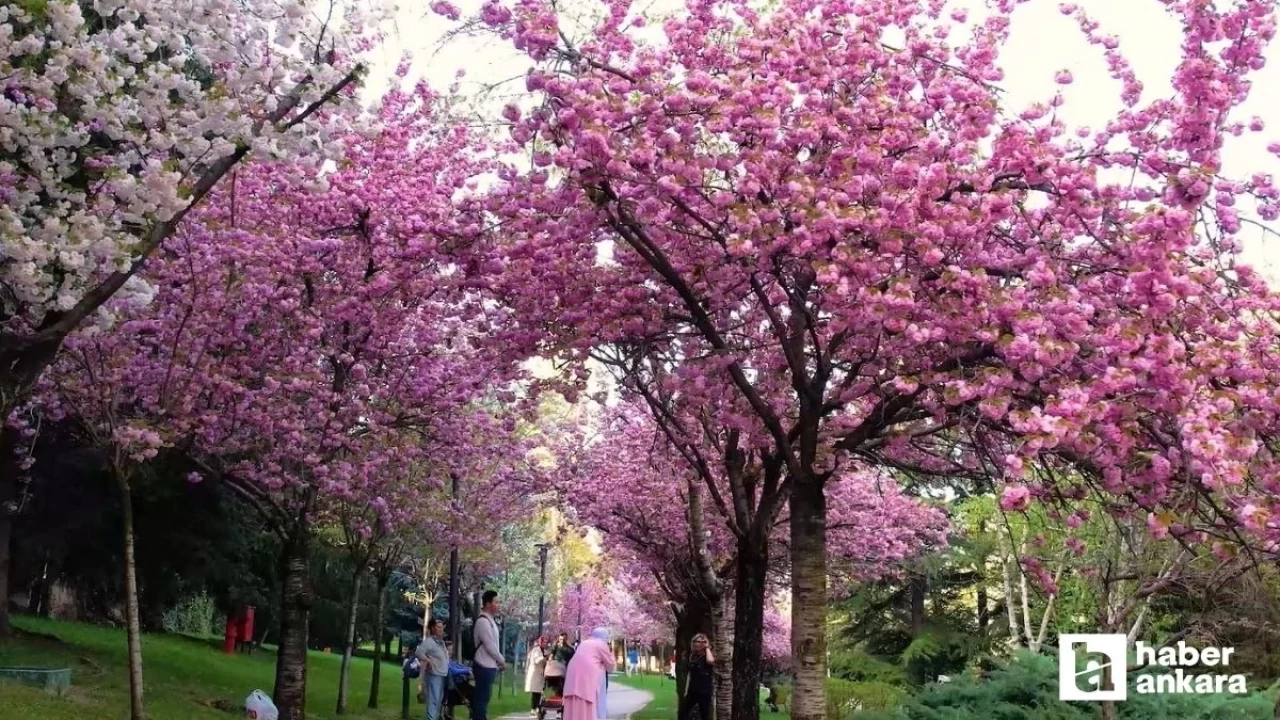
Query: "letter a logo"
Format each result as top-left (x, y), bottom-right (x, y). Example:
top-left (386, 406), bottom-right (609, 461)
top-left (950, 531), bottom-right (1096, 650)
top-left (1059, 634), bottom-right (1127, 701)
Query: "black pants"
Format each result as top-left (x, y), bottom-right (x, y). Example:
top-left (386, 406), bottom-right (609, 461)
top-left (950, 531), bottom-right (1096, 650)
top-left (531, 693), bottom-right (542, 710)
top-left (681, 691), bottom-right (713, 720)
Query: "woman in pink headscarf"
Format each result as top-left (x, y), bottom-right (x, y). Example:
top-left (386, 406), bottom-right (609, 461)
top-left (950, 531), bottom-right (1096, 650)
top-left (563, 628), bottom-right (615, 720)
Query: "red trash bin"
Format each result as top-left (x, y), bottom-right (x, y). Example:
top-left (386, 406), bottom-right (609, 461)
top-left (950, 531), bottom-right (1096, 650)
top-left (223, 613), bottom-right (239, 655)
top-left (240, 606), bottom-right (255, 650)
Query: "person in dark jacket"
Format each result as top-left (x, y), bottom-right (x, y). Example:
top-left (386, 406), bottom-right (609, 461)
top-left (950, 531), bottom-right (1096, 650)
top-left (544, 633), bottom-right (575, 697)
top-left (680, 634), bottom-right (715, 720)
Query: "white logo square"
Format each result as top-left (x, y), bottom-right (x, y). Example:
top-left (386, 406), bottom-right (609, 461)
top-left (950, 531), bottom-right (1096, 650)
top-left (1059, 633), bottom-right (1128, 701)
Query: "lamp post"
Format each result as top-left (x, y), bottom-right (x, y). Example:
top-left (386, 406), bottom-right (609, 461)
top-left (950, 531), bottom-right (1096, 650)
top-left (448, 473), bottom-right (461, 660)
top-left (575, 582), bottom-right (583, 643)
top-left (535, 543), bottom-right (550, 640)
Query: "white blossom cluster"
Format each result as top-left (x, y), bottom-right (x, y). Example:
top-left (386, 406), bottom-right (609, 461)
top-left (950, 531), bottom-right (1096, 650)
top-left (0, 0), bottom-right (379, 330)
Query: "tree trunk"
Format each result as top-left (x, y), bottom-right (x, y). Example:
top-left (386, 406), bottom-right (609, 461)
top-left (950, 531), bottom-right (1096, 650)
top-left (0, 510), bottom-right (11, 637)
top-left (27, 572), bottom-right (43, 615)
top-left (0, 336), bottom-right (64, 428)
top-left (369, 574), bottom-right (389, 709)
top-left (711, 593), bottom-right (734, 720)
top-left (977, 586), bottom-right (989, 637)
top-left (118, 474), bottom-right (146, 720)
top-left (0, 454), bottom-right (19, 637)
top-left (1001, 549), bottom-right (1020, 646)
top-left (274, 525), bottom-right (313, 720)
top-left (448, 475), bottom-right (461, 658)
top-left (976, 522), bottom-right (988, 639)
top-left (909, 573), bottom-right (926, 635)
top-left (789, 476), bottom-right (826, 720)
top-left (336, 570), bottom-right (363, 714)
top-left (685, 472), bottom-right (732, 720)
top-left (730, 541), bottom-right (768, 720)
top-left (449, 551), bottom-right (460, 658)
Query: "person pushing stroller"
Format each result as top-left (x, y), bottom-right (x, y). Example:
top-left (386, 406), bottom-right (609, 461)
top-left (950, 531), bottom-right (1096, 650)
top-left (543, 633), bottom-right (575, 697)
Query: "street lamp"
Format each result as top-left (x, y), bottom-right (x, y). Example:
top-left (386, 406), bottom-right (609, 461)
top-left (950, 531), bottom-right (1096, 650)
top-left (448, 473), bottom-right (461, 660)
top-left (575, 582), bottom-right (583, 643)
top-left (535, 543), bottom-right (551, 641)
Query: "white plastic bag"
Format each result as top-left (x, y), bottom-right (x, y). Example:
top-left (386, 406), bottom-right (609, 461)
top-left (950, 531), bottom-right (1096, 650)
top-left (245, 690), bottom-right (279, 720)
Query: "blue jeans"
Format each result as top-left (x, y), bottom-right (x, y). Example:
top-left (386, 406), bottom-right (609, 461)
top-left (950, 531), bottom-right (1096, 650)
top-left (425, 674), bottom-right (445, 720)
top-left (473, 666), bottom-right (499, 720)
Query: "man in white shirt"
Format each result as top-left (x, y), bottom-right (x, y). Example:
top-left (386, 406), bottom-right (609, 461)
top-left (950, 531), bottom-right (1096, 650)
top-left (473, 590), bottom-right (505, 720)
top-left (416, 618), bottom-right (449, 720)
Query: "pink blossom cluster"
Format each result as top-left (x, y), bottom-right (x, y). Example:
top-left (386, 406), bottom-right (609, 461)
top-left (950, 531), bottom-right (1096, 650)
top-left (546, 575), bottom-right (611, 636)
top-left (29, 68), bottom-right (534, 547)
top-left (820, 471), bottom-right (949, 588)
top-left (432, 0), bottom-right (1280, 560)
top-left (551, 403), bottom-right (945, 617)
top-left (762, 606), bottom-right (792, 668)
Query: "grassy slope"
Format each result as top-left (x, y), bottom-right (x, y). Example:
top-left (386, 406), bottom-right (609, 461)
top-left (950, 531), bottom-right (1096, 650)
top-left (0, 616), bottom-right (529, 720)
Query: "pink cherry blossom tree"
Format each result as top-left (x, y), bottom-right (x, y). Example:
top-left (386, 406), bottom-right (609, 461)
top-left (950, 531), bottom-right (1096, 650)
top-left (554, 402), bottom-right (945, 715)
top-left (599, 577), bottom-right (668, 645)
top-left (549, 573), bottom-right (610, 640)
top-left (440, 0), bottom-right (1280, 716)
top-left (327, 465), bottom-right (424, 716)
top-left (0, 0), bottom-right (379, 641)
top-left (761, 607), bottom-right (791, 675)
top-left (30, 70), bottom-right (524, 720)
top-left (328, 441), bottom-right (536, 715)
top-left (564, 403), bottom-right (740, 713)
top-left (32, 330), bottom-right (168, 720)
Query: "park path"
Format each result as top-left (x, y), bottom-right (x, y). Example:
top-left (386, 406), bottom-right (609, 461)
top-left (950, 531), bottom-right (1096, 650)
top-left (501, 681), bottom-right (654, 720)
top-left (603, 682), bottom-right (653, 718)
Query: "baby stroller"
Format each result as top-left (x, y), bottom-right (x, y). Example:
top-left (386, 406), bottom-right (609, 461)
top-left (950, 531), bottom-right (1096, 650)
top-left (442, 662), bottom-right (475, 720)
top-left (538, 675), bottom-right (565, 720)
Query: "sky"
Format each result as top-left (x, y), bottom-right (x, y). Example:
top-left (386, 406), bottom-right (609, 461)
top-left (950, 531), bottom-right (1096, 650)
top-left (357, 0), bottom-right (1280, 281)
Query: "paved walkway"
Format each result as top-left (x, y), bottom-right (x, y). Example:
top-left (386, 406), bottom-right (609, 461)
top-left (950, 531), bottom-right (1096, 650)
top-left (501, 681), bottom-right (654, 720)
top-left (604, 683), bottom-right (653, 718)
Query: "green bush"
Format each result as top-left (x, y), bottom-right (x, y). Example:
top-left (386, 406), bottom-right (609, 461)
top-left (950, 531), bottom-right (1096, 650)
top-left (162, 592), bottom-right (218, 637)
top-left (828, 679), bottom-right (908, 718)
top-left (830, 648), bottom-right (910, 686)
top-left (853, 652), bottom-right (1276, 720)
top-left (764, 677), bottom-right (906, 718)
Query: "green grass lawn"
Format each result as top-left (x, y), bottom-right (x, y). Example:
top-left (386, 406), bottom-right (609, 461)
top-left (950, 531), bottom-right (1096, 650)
top-left (0, 616), bottom-right (530, 720)
top-left (618, 673), bottom-right (679, 720)
top-left (620, 672), bottom-right (789, 720)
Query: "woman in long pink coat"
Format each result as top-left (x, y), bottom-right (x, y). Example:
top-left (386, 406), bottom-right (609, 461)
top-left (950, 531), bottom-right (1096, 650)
top-left (563, 628), bottom-right (615, 720)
